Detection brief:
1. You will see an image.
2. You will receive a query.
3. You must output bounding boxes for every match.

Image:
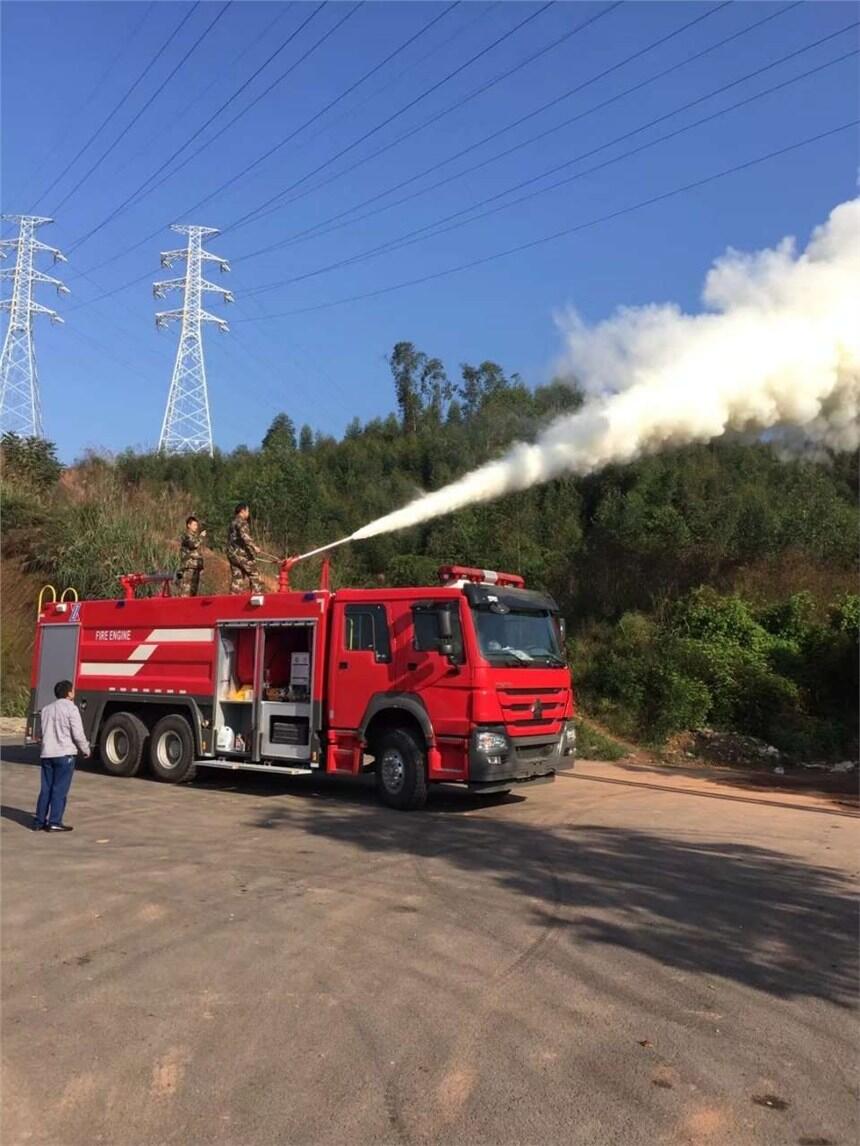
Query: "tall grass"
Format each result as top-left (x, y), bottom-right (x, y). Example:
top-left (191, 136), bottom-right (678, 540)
top-left (22, 462), bottom-right (184, 599)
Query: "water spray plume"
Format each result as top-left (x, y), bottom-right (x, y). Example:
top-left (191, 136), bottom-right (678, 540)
top-left (309, 199), bottom-right (860, 556)
top-left (296, 536), bottom-right (353, 561)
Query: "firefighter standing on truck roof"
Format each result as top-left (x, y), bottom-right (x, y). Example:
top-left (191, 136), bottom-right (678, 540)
top-left (177, 515), bottom-right (206, 597)
top-left (227, 502), bottom-right (263, 594)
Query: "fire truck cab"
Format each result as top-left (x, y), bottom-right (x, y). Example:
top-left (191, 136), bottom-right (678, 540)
top-left (28, 565), bottom-right (575, 809)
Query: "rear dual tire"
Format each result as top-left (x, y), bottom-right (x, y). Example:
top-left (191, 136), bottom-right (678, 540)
top-left (98, 711), bottom-right (196, 783)
top-left (99, 712), bottom-right (148, 777)
top-left (148, 714), bottom-right (197, 783)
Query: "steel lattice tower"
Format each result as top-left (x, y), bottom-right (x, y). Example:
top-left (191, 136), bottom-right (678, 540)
top-left (154, 224), bottom-right (233, 456)
top-left (0, 215), bottom-right (69, 439)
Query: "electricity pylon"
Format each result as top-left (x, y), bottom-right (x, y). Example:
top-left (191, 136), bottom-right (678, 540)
top-left (154, 224), bottom-right (233, 456)
top-left (0, 215), bottom-right (69, 439)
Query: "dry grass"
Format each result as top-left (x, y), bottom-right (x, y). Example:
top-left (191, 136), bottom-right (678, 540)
top-left (0, 559), bottom-right (41, 714)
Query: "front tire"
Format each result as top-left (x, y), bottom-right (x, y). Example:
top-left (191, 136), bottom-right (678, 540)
top-left (374, 727), bottom-right (428, 810)
top-left (148, 714), bottom-right (197, 783)
top-left (99, 712), bottom-right (147, 777)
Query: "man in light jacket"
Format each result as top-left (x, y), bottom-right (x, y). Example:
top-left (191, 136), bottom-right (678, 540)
top-left (32, 680), bottom-right (90, 833)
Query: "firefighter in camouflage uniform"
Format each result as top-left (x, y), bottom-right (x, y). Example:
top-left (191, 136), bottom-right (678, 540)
top-left (177, 515), bottom-right (206, 597)
top-left (227, 503), bottom-right (263, 594)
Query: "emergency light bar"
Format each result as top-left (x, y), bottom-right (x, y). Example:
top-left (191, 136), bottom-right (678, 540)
top-left (438, 565), bottom-right (525, 589)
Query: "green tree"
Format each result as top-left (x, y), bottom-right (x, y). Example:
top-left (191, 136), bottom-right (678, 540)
top-left (389, 341), bottom-right (424, 434)
top-left (1, 433), bottom-right (62, 487)
top-left (262, 413), bottom-right (296, 452)
top-left (459, 360), bottom-right (508, 419)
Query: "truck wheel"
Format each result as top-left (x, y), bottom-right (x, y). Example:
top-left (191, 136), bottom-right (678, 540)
top-left (149, 714), bottom-right (197, 783)
top-left (99, 712), bottom-right (147, 778)
top-left (375, 727), bottom-right (428, 810)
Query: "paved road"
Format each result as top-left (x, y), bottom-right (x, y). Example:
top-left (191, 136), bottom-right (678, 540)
top-left (2, 740), bottom-right (857, 1146)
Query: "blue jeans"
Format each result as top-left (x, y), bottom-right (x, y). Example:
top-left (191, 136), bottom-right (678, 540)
top-left (35, 756), bottom-right (76, 827)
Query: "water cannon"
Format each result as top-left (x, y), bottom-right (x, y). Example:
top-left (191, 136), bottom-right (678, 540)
top-left (278, 554), bottom-right (331, 593)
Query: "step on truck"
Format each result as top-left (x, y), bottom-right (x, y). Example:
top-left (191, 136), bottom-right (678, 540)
top-left (27, 562), bottom-right (576, 809)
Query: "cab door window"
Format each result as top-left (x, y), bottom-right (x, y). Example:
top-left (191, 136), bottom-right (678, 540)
top-left (412, 603), bottom-right (464, 662)
top-left (344, 604), bottom-right (391, 663)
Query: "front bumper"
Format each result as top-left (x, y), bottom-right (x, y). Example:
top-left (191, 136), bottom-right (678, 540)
top-left (468, 727), bottom-right (575, 792)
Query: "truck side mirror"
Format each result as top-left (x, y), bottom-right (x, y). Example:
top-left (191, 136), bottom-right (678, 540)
top-left (437, 640), bottom-right (455, 657)
top-left (437, 609), bottom-right (453, 640)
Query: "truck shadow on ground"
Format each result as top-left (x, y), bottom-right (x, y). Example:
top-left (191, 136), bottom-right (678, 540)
top-left (3, 742), bottom-right (857, 1006)
top-left (250, 794), bottom-right (858, 1008)
top-left (0, 741), bottom-right (524, 815)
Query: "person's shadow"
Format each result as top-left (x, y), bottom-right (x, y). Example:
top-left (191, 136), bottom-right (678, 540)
top-left (1, 805), bottom-right (35, 828)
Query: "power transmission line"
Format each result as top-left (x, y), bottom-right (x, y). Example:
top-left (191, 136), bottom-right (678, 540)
top-left (234, 120), bottom-right (857, 322)
top-left (224, 317), bottom-right (356, 431)
top-left (0, 216), bottom-right (69, 438)
top-left (304, 1), bottom-right (500, 149)
top-left (61, 2), bottom-right (467, 290)
top-left (65, 324), bottom-right (170, 393)
top-left (66, 1), bottom-right (335, 255)
top-left (241, 0), bottom-right (794, 264)
top-left (92, 1), bottom-right (492, 280)
top-left (157, 1), bottom-right (461, 234)
top-left (154, 226), bottom-right (234, 456)
top-left (32, 3), bottom-right (199, 211)
top-left (14, 2), bottom-right (158, 208)
top-left (56, 0), bottom-right (803, 316)
top-left (226, 0), bottom-right (611, 236)
top-left (245, 30), bottom-right (857, 296)
top-left (68, 0), bottom-right (548, 282)
top-left (104, 3), bottom-right (296, 189)
top-left (53, 0), bottom-right (760, 314)
top-left (51, 3), bottom-right (232, 218)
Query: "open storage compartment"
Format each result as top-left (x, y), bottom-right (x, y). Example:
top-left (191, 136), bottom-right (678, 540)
top-left (214, 626), bottom-right (257, 756)
top-left (212, 620), bottom-right (317, 762)
top-left (258, 621), bottom-right (315, 761)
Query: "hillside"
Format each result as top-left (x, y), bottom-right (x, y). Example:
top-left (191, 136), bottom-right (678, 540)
top-left (1, 343), bottom-right (857, 760)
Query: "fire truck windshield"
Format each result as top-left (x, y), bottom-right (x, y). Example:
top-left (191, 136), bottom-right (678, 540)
top-left (472, 606), bottom-right (565, 667)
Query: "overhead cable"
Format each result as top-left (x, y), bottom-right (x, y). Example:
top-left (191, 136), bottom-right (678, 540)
top-left (233, 121), bottom-right (858, 321)
top-left (51, 3), bottom-right (232, 216)
top-left (65, 2), bottom-right (333, 254)
top-left (245, 29), bottom-right (858, 294)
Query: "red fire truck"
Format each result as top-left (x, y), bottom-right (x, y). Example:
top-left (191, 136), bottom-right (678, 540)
top-left (27, 562), bottom-right (575, 809)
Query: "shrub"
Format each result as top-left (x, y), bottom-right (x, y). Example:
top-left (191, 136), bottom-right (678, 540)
top-left (577, 586), bottom-right (857, 758)
top-left (638, 664), bottom-right (712, 743)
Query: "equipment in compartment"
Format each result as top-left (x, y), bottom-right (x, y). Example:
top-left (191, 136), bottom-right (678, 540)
top-left (270, 716), bottom-right (310, 746)
top-left (214, 626), bottom-right (256, 756)
top-left (213, 620), bottom-right (316, 762)
top-left (258, 623), bottom-right (314, 760)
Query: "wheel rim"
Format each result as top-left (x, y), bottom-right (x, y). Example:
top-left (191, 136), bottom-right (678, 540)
top-left (381, 747), bottom-right (406, 793)
top-left (156, 731), bottom-right (184, 771)
top-left (105, 728), bottom-right (129, 764)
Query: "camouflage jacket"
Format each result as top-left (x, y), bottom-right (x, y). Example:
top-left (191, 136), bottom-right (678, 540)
top-left (179, 529), bottom-right (204, 570)
top-left (227, 516), bottom-right (258, 561)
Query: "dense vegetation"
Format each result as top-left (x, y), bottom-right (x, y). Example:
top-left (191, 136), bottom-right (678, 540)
top-left (2, 341), bottom-right (857, 759)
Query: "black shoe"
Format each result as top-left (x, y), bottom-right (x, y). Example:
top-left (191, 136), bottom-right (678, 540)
top-left (31, 822), bottom-right (44, 831)
top-left (47, 824), bottom-right (73, 832)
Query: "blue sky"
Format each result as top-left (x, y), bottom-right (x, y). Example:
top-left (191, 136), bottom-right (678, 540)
top-left (2, 0), bottom-right (857, 461)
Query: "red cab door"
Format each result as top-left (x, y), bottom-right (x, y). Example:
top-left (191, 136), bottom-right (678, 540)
top-left (327, 601), bottom-right (395, 737)
top-left (392, 599), bottom-right (472, 778)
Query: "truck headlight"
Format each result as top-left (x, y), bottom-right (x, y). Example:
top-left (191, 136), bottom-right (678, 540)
top-left (562, 721), bottom-right (577, 756)
top-left (474, 729), bottom-right (509, 755)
